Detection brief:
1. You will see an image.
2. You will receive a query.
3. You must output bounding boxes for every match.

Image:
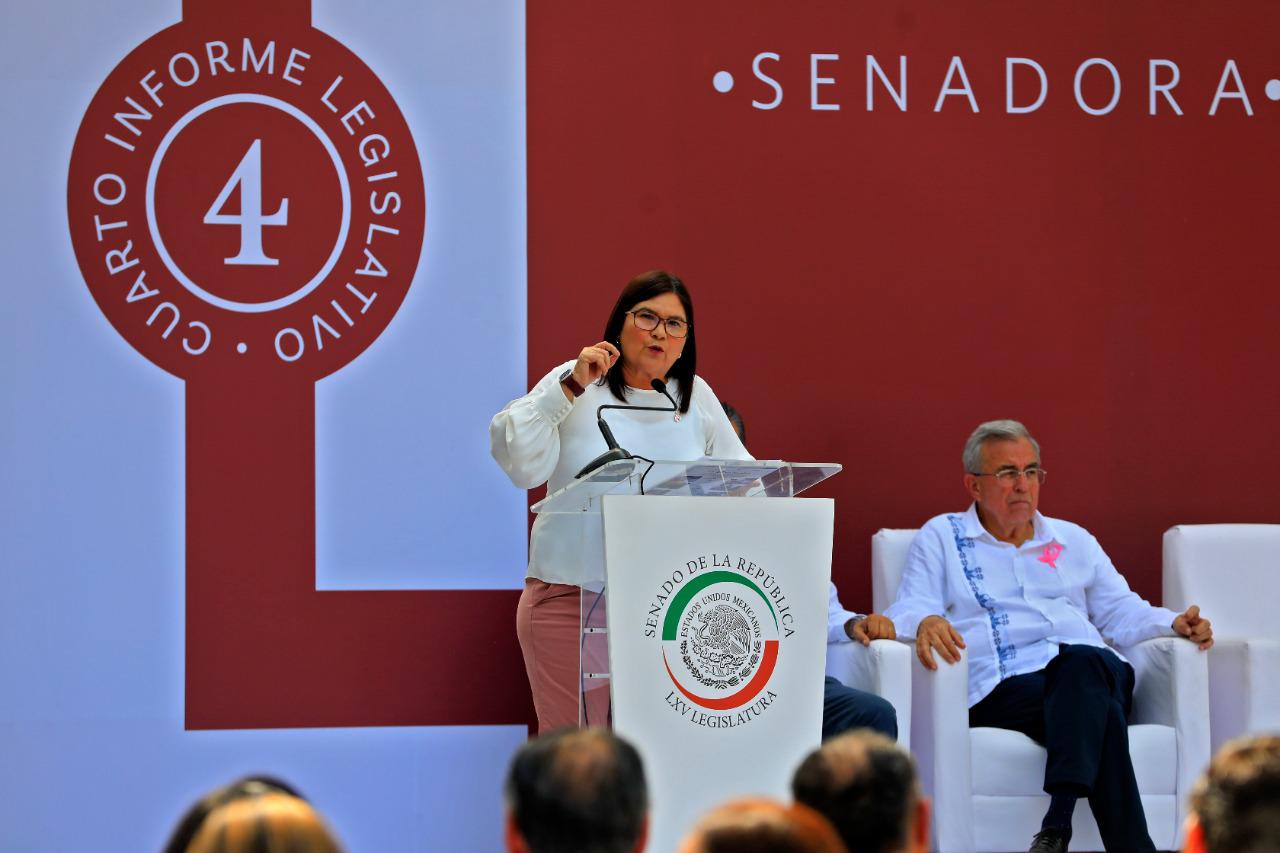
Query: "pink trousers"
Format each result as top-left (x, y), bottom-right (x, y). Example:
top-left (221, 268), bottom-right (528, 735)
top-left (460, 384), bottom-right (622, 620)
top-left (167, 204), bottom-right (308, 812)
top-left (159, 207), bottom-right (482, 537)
top-left (516, 578), bottom-right (611, 733)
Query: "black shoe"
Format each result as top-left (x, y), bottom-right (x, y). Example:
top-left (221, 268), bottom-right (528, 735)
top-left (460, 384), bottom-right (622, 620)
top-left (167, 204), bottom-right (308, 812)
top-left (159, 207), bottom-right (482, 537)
top-left (1029, 828), bottom-right (1070, 853)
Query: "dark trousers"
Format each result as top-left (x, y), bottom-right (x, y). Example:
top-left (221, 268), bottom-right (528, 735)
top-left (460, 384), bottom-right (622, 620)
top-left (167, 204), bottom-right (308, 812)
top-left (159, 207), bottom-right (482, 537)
top-left (968, 644), bottom-right (1155, 853)
top-left (821, 676), bottom-right (898, 741)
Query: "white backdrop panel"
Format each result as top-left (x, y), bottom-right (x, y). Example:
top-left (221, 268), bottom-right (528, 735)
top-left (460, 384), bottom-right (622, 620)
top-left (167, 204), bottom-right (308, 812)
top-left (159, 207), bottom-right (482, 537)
top-left (0, 1), bottom-right (529, 851)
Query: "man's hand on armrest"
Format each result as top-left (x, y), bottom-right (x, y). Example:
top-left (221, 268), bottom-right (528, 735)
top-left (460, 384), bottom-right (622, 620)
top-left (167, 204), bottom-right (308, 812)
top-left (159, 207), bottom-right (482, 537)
top-left (845, 614), bottom-right (897, 646)
top-left (1172, 604), bottom-right (1214, 651)
top-left (916, 615), bottom-right (966, 670)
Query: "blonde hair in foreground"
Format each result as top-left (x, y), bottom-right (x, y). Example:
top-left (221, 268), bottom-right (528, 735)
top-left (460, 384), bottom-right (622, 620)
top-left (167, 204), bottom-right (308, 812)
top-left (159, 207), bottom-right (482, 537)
top-left (678, 796), bottom-right (846, 852)
top-left (186, 791), bottom-right (343, 853)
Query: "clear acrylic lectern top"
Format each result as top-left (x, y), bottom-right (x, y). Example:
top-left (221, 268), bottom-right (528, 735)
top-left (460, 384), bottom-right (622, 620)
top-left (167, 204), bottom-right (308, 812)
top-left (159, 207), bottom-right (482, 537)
top-left (531, 458), bottom-right (843, 516)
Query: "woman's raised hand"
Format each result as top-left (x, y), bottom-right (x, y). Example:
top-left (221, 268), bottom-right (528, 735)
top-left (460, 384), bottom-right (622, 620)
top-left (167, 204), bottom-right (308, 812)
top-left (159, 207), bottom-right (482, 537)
top-left (572, 341), bottom-right (620, 387)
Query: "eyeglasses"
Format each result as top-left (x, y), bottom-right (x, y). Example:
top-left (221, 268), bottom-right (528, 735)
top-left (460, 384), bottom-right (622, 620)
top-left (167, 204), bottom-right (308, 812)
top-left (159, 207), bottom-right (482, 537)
top-left (627, 309), bottom-right (690, 338)
top-left (969, 466), bottom-right (1047, 485)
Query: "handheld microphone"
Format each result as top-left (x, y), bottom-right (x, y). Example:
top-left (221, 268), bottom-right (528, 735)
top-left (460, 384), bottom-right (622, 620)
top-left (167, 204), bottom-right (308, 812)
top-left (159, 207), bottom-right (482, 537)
top-left (574, 378), bottom-right (680, 478)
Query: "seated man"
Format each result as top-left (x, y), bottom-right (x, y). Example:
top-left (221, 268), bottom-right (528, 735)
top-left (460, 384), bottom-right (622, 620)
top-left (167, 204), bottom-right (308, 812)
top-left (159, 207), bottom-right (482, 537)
top-left (885, 419), bottom-right (1213, 853)
top-left (1183, 735), bottom-right (1280, 853)
top-left (720, 400), bottom-right (898, 743)
top-left (825, 582), bottom-right (898, 741)
top-left (503, 727), bottom-right (648, 853)
top-left (792, 730), bottom-right (930, 853)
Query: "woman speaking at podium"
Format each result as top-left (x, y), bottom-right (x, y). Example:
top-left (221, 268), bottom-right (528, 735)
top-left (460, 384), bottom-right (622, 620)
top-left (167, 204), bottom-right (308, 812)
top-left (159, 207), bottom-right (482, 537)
top-left (490, 270), bottom-right (750, 732)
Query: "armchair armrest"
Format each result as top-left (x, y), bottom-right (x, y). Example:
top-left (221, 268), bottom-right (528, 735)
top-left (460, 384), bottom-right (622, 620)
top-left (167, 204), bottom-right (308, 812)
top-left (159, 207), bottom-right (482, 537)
top-left (825, 639), bottom-right (913, 750)
top-left (1121, 637), bottom-right (1209, 730)
top-left (911, 645), bottom-right (974, 853)
top-left (1202, 637), bottom-right (1280, 751)
top-left (1118, 636), bottom-right (1210, 843)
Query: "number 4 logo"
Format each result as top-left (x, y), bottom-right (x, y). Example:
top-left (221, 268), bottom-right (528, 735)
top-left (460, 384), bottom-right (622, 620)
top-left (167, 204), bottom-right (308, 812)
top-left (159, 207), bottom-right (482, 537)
top-left (204, 139), bottom-right (289, 266)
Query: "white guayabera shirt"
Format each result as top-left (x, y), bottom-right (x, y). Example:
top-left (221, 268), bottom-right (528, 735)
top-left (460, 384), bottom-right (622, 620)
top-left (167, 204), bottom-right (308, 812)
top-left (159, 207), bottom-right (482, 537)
top-left (886, 504), bottom-right (1179, 707)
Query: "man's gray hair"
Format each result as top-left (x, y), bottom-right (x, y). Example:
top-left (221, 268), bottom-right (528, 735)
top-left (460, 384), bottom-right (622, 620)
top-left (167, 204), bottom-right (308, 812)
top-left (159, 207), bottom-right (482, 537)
top-left (962, 420), bottom-right (1040, 473)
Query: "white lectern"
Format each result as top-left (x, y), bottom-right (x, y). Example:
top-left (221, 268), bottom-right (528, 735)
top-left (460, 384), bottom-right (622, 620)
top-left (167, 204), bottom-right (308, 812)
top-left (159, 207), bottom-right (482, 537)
top-left (532, 459), bottom-right (841, 851)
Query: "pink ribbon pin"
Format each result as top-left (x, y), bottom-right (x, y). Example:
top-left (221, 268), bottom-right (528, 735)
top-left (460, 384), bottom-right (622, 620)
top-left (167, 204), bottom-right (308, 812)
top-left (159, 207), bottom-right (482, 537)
top-left (1038, 543), bottom-right (1063, 569)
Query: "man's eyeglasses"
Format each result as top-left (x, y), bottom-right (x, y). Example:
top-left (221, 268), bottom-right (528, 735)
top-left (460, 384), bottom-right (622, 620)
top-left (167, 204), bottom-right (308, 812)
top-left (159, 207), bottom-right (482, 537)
top-left (627, 309), bottom-right (690, 338)
top-left (969, 466), bottom-right (1047, 485)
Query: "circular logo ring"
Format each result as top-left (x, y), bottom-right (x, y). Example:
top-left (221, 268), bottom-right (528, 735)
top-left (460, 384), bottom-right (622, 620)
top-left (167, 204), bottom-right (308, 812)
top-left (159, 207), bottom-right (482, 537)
top-left (662, 570), bottom-right (781, 711)
top-left (145, 92), bottom-right (352, 314)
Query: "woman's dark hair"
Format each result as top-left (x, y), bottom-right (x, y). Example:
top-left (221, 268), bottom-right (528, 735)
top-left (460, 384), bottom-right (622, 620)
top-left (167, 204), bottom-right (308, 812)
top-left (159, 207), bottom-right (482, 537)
top-left (600, 270), bottom-right (696, 414)
top-left (162, 775), bottom-right (306, 853)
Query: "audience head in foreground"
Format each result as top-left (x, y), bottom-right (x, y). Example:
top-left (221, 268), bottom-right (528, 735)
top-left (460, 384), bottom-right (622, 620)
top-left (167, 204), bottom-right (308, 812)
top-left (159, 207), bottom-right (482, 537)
top-left (792, 730), bottom-right (929, 853)
top-left (184, 791), bottom-right (342, 853)
top-left (678, 797), bottom-right (846, 853)
top-left (163, 775), bottom-right (328, 853)
top-left (1184, 735), bottom-right (1280, 853)
top-left (504, 727), bottom-right (649, 853)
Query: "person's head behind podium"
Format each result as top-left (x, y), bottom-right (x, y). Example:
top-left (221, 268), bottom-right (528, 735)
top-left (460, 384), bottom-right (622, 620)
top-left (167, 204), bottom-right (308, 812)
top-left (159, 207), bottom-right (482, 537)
top-left (600, 270), bottom-right (697, 414)
top-left (1184, 734), bottom-right (1280, 853)
top-left (504, 727), bottom-right (649, 853)
top-left (720, 401), bottom-right (746, 445)
top-left (791, 730), bottom-right (929, 853)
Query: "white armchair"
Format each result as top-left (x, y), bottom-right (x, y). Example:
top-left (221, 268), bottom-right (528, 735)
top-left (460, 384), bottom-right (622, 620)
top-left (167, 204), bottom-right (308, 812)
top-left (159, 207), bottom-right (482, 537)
top-left (825, 634), bottom-right (913, 750)
top-left (874, 529), bottom-right (1210, 853)
top-left (1163, 523), bottom-right (1280, 752)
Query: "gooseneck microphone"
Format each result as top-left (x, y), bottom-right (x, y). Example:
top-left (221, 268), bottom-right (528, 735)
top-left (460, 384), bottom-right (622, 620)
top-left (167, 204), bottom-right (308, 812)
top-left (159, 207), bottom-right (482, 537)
top-left (650, 377), bottom-right (678, 408)
top-left (574, 378), bottom-right (679, 478)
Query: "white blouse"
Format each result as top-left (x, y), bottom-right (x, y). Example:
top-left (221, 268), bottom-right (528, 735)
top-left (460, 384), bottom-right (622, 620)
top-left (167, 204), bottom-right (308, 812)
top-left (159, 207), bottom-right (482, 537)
top-left (490, 361), bottom-right (752, 585)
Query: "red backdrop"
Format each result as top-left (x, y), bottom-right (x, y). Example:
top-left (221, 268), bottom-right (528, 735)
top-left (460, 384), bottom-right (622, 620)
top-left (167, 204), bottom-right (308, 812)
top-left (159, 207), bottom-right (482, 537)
top-left (528, 1), bottom-right (1280, 613)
